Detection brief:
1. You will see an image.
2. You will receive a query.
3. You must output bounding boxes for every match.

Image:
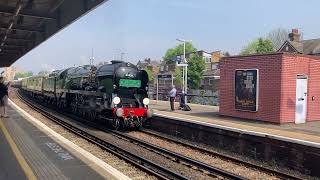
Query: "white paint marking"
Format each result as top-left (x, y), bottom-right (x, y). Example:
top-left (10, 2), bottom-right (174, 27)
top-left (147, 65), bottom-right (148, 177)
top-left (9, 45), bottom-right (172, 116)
top-left (45, 142), bottom-right (74, 160)
top-left (9, 99), bottom-right (131, 180)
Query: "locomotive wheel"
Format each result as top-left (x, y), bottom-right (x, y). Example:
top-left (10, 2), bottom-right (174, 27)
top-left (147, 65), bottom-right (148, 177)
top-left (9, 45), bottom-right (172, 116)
top-left (71, 103), bottom-right (77, 114)
top-left (89, 111), bottom-right (97, 121)
top-left (112, 118), bottom-right (120, 130)
top-left (133, 116), bottom-right (142, 129)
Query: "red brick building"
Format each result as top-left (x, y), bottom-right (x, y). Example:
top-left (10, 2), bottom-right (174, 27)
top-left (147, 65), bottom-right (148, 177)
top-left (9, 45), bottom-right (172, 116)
top-left (219, 52), bottom-right (320, 124)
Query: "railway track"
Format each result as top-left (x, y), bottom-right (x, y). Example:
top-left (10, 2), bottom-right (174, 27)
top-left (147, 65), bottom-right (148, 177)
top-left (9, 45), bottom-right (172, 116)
top-left (16, 91), bottom-right (186, 180)
top-left (16, 90), bottom-right (247, 180)
top-left (138, 129), bottom-right (303, 180)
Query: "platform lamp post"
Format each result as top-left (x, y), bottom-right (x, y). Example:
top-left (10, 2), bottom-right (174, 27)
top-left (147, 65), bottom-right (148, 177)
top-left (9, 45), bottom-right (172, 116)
top-left (90, 48), bottom-right (94, 65)
top-left (176, 38), bottom-right (191, 103)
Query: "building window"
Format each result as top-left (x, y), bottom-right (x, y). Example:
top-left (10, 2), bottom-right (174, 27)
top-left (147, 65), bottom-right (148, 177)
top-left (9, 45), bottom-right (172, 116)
top-left (204, 57), bottom-right (211, 63)
top-left (200, 79), bottom-right (204, 86)
top-left (160, 66), bottom-right (164, 71)
top-left (209, 79), bottom-right (215, 85)
top-left (211, 63), bottom-right (219, 70)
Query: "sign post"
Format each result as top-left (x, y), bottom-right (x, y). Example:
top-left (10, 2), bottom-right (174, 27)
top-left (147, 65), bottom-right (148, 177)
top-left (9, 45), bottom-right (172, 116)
top-left (176, 63), bottom-right (188, 102)
top-left (171, 74), bottom-right (174, 87)
top-left (156, 78), bottom-right (159, 104)
top-left (157, 74), bottom-right (173, 103)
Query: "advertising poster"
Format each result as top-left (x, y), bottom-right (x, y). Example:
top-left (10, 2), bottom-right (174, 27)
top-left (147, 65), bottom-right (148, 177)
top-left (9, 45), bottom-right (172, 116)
top-left (235, 69), bottom-right (258, 111)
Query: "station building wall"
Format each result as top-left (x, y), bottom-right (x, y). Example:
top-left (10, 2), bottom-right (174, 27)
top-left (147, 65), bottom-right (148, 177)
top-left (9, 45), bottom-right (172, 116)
top-left (219, 53), bottom-right (320, 124)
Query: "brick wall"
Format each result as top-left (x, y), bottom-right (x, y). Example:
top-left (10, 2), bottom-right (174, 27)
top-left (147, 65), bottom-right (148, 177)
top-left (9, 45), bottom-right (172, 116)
top-left (219, 53), bottom-right (282, 123)
top-left (280, 54), bottom-right (320, 122)
top-left (220, 53), bottom-right (320, 123)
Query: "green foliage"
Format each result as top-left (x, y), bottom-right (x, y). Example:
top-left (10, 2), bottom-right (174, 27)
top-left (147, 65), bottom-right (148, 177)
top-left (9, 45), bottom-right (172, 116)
top-left (164, 42), bottom-right (197, 64)
top-left (240, 39), bottom-right (259, 55)
top-left (256, 38), bottom-right (274, 54)
top-left (240, 38), bottom-right (274, 55)
top-left (174, 67), bottom-right (182, 88)
top-left (143, 67), bottom-right (154, 82)
top-left (38, 70), bottom-right (49, 76)
top-left (14, 71), bottom-right (33, 80)
top-left (187, 54), bottom-right (205, 89)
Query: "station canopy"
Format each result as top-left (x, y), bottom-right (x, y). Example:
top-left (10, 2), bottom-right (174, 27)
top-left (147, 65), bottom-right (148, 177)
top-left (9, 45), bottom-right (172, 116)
top-left (0, 0), bottom-right (107, 67)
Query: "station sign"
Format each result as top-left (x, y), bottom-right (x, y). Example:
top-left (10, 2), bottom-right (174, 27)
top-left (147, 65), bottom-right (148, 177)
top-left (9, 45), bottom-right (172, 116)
top-left (234, 69), bottom-right (258, 111)
top-left (158, 74), bottom-right (172, 80)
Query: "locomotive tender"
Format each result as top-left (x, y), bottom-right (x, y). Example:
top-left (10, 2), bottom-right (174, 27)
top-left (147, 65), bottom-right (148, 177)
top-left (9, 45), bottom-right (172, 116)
top-left (21, 61), bottom-right (153, 130)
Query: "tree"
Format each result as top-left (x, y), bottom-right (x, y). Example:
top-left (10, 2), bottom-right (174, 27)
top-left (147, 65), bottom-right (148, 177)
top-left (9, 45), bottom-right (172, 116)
top-left (38, 70), bottom-right (49, 76)
top-left (187, 54), bottom-right (205, 89)
top-left (256, 38), bottom-right (274, 54)
top-left (240, 38), bottom-right (274, 55)
top-left (143, 67), bottom-right (154, 83)
top-left (14, 71), bottom-right (33, 80)
top-left (164, 42), bottom-right (196, 64)
top-left (163, 42), bottom-right (205, 89)
top-left (267, 28), bottom-right (288, 51)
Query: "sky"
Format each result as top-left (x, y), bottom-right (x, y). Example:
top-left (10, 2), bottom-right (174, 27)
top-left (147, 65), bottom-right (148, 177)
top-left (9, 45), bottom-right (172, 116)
top-left (12, 0), bottom-right (320, 73)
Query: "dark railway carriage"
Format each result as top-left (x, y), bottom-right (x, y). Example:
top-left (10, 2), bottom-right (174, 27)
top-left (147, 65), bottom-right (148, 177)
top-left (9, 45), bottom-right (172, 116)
top-left (20, 61), bottom-right (152, 130)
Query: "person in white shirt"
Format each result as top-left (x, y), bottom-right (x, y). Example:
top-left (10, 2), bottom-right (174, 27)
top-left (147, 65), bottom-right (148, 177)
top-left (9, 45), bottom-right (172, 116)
top-left (168, 85), bottom-right (177, 111)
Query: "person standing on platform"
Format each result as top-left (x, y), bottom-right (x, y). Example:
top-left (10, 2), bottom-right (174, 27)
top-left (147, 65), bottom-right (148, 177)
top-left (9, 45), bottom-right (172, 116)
top-left (168, 85), bottom-right (177, 111)
top-left (0, 77), bottom-right (8, 118)
top-left (179, 91), bottom-right (186, 109)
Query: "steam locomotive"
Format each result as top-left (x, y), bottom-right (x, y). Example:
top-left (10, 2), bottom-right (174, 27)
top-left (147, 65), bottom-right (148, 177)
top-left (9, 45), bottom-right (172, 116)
top-left (20, 61), bottom-right (153, 130)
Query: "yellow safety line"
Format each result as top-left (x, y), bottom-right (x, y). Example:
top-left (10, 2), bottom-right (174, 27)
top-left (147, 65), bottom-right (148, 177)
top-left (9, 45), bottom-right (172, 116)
top-left (0, 119), bottom-right (37, 180)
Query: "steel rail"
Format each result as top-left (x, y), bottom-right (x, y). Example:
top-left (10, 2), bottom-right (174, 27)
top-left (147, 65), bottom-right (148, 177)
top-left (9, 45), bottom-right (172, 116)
top-left (140, 129), bottom-right (303, 180)
top-left (140, 129), bottom-right (302, 180)
top-left (107, 129), bottom-right (247, 180)
top-left (16, 90), bottom-right (187, 180)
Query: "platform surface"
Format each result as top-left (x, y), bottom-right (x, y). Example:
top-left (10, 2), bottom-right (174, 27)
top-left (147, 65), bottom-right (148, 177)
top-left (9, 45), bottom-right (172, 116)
top-left (0, 105), bottom-right (113, 180)
top-left (150, 100), bottom-right (320, 146)
top-left (0, 123), bottom-right (27, 180)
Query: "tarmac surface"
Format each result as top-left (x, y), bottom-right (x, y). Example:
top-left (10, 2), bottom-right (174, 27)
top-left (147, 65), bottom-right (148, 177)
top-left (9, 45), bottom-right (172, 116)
top-left (0, 124), bottom-right (27, 180)
top-left (0, 105), bottom-right (113, 180)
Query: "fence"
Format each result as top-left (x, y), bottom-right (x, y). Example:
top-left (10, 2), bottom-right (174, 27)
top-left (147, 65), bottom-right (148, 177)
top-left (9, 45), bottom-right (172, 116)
top-left (148, 89), bottom-right (219, 106)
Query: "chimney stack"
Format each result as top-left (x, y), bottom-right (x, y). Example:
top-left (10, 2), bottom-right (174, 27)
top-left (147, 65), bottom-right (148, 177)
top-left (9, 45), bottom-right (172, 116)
top-left (289, 29), bottom-right (301, 42)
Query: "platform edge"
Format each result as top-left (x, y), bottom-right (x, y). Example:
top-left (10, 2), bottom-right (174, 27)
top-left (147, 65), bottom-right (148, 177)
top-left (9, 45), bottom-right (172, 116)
top-left (154, 112), bottom-right (320, 148)
top-left (9, 99), bottom-right (132, 180)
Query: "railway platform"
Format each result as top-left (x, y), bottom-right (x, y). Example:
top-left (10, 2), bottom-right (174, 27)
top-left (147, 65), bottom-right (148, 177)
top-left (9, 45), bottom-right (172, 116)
top-left (0, 101), bottom-right (130, 180)
top-left (149, 100), bottom-right (320, 177)
top-left (150, 100), bottom-right (320, 145)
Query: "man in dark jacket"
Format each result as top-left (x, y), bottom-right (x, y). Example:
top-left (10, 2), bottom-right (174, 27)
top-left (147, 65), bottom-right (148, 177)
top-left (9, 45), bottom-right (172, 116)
top-left (179, 91), bottom-right (186, 109)
top-left (0, 77), bottom-right (8, 117)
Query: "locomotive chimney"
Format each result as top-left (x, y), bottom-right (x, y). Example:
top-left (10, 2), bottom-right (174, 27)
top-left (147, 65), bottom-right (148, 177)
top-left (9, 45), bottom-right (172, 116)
top-left (288, 29), bottom-right (301, 42)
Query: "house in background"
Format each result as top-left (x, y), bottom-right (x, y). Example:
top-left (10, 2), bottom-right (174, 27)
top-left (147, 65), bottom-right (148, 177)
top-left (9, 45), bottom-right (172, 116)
top-left (175, 50), bottom-right (212, 71)
top-left (200, 51), bottom-right (223, 90)
top-left (137, 58), bottom-right (159, 72)
top-left (278, 29), bottom-right (320, 56)
top-left (156, 50), bottom-right (223, 92)
top-left (1, 66), bottom-right (23, 81)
